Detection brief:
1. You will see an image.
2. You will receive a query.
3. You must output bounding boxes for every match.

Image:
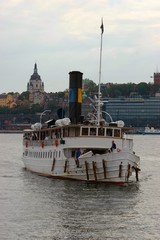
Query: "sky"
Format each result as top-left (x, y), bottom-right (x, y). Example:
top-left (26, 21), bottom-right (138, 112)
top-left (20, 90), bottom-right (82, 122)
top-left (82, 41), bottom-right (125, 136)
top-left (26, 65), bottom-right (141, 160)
top-left (1, 0), bottom-right (160, 93)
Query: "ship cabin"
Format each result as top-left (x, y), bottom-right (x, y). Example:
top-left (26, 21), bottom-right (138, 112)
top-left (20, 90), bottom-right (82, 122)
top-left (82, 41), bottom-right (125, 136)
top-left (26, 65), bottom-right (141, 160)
top-left (23, 123), bottom-right (123, 143)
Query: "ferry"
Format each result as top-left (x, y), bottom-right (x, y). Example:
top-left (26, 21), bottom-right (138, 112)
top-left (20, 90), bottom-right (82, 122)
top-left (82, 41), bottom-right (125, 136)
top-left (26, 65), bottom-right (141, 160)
top-left (21, 23), bottom-right (140, 184)
top-left (138, 126), bottom-right (160, 135)
top-left (22, 71), bottom-right (140, 184)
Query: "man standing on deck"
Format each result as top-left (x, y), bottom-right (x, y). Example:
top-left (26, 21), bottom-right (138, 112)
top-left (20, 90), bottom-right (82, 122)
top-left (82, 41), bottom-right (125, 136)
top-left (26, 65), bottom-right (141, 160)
top-left (111, 141), bottom-right (116, 152)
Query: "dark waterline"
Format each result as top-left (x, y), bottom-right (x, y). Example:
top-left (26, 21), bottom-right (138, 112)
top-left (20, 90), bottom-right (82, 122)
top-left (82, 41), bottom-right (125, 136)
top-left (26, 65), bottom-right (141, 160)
top-left (0, 134), bottom-right (160, 240)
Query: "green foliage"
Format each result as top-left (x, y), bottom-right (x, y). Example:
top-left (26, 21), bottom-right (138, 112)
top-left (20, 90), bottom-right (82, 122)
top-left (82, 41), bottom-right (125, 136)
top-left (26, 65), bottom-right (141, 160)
top-left (30, 104), bottom-right (43, 113)
top-left (0, 106), bottom-right (11, 114)
top-left (100, 82), bottom-right (159, 98)
top-left (0, 80), bottom-right (160, 115)
top-left (18, 91), bottom-right (29, 100)
top-left (46, 101), bottom-right (57, 111)
top-left (83, 78), bottom-right (98, 97)
top-left (136, 82), bottom-right (149, 96)
top-left (54, 92), bottom-right (65, 98)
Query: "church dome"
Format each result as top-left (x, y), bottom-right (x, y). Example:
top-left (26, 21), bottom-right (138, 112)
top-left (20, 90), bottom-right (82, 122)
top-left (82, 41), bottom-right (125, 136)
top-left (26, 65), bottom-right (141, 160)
top-left (30, 63), bottom-right (41, 80)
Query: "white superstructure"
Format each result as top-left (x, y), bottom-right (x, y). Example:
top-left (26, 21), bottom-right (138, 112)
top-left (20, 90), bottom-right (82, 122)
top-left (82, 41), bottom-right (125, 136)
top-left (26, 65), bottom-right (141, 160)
top-left (22, 121), bottom-right (140, 184)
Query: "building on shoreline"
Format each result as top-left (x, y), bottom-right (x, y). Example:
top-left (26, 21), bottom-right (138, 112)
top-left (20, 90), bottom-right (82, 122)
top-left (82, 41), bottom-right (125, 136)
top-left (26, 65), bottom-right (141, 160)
top-left (27, 63), bottom-right (44, 105)
top-left (103, 96), bottom-right (160, 128)
top-left (0, 94), bottom-right (17, 108)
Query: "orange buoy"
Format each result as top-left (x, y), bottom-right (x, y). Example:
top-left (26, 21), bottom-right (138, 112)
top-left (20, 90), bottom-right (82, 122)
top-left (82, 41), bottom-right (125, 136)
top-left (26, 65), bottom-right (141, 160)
top-left (25, 140), bottom-right (28, 148)
top-left (55, 138), bottom-right (58, 147)
top-left (41, 140), bottom-right (44, 148)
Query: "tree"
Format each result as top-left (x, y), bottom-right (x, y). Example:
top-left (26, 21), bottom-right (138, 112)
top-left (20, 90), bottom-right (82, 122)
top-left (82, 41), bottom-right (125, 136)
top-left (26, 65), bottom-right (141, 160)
top-left (0, 106), bottom-right (11, 114)
top-left (83, 79), bottom-right (98, 97)
top-left (136, 82), bottom-right (149, 96)
top-left (30, 104), bottom-right (43, 113)
top-left (18, 91), bottom-right (29, 101)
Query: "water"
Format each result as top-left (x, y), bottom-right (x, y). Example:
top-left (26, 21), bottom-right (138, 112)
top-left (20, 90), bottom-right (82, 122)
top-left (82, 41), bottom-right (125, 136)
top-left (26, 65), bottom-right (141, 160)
top-left (0, 134), bottom-right (160, 240)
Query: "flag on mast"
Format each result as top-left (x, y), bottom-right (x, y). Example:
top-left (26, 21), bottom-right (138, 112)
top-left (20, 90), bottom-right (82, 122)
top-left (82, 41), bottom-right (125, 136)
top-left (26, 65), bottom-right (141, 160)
top-left (100, 18), bottom-right (104, 34)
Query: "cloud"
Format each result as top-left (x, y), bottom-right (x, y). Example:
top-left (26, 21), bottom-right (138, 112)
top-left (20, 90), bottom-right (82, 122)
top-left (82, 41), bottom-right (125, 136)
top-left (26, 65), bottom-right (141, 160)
top-left (1, 0), bottom-right (160, 93)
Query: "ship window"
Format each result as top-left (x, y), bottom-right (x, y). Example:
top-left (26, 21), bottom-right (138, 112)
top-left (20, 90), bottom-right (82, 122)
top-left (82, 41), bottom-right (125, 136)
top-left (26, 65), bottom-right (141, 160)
top-left (114, 129), bottom-right (121, 137)
top-left (59, 151), bottom-right (61, 158)
top-left (98, 127), bottom-right (104, 136)
top-left (63, 128), bottom-right (68, 137)
top-left (90, 128), bottom-right (96, 136)
top-left (68, 128), bottom-right (76, 137)
top-left (106, 128), bottom-right (113, 136)
top-left (75, 127), bottom-right (80, 137)
top-left (82, 127), bottom-right (89, 136)
top-left (72, 151), bottom-right (75, 157)
top-left (50, 152), bottom-right (52, 158)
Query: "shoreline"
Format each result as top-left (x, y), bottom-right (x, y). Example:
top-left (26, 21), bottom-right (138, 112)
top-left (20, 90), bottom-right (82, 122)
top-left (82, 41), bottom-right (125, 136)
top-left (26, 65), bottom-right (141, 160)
top-left (0, 130), bottom-right (23, 134)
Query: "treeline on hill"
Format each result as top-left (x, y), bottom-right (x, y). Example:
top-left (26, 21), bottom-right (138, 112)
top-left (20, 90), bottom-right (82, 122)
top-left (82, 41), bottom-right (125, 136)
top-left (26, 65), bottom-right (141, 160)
top-left (100, 82), bottom-right (160, 98)
top-left (82, 79), bottom-right (160, 98)
top-left (0, 80), bottom-right (160, 114)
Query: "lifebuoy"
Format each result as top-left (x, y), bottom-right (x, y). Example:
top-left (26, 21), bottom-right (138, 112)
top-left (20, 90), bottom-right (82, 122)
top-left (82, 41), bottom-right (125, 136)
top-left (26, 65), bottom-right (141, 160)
top-left (25, 140), bottom-right (28, 148)
top-left (55, 138), bottom-right (58, 147)
top-left (117, 148), bottom-right (121, 152)
top-left (41, 141), bottom-right (44, 148)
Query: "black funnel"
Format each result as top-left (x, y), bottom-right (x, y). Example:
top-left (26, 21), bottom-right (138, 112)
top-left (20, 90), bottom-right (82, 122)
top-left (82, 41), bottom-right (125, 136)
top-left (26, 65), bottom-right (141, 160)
top-left (69, 71), bottom-right (83, 123)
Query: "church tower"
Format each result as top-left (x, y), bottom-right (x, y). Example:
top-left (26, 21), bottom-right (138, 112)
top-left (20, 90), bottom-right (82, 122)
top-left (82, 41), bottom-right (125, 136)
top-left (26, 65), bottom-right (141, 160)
top-left (27, 63), bottom-right (44, 105)
top-left (153, 72), bottom-right (160, 85)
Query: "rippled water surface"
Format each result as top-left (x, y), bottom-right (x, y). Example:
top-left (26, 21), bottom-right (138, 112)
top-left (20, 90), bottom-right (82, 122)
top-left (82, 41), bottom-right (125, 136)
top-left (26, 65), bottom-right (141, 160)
top-left (0, 134), bottom-right (160, 240)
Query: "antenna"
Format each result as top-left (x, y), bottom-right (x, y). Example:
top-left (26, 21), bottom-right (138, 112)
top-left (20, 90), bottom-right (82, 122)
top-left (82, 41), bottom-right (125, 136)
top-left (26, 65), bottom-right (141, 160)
top-left (156, 65), bottom-right (159, 73)
top-left (97, 18), bottom-right (104, 125)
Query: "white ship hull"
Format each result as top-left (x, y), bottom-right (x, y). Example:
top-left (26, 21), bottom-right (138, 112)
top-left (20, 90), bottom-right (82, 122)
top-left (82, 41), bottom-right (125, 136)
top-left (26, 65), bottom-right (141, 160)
top-left (21, 31), bottom-right (141, 185)
top-left (22, 124), bottom-right (140, 184)
top-left (22, 152), bottom-right (139, 183)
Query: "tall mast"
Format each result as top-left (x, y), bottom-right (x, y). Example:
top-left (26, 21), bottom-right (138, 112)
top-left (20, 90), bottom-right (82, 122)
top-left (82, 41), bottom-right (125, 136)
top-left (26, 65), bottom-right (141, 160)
top-left (97, 18), bottom-right (104, 125)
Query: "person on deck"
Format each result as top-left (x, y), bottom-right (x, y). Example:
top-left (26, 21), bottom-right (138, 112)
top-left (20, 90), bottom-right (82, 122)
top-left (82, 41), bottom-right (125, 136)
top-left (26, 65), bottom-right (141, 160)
top-left (111, 141), bottom-right (116, 152)
top-left (75, 149), bottom-right (81, 167)
top-left (76, 149), bottom-right (81, 159)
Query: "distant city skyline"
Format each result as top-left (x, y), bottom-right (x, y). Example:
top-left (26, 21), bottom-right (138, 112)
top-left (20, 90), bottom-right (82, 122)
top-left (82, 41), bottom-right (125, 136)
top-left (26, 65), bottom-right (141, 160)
top-left (1, 0), bottom-right (160, 93)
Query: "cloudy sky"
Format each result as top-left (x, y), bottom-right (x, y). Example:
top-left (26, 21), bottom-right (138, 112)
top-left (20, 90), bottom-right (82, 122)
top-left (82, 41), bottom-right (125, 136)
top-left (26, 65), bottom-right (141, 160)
top-left (1, 0), bottom-right (160, 93)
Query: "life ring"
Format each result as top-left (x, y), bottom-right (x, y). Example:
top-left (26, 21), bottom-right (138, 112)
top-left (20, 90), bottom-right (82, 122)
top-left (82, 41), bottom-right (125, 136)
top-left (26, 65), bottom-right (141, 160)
top-left (55, 138), bottom-right (58, 147)
top-left (117, 148), bottom-right (121, 152)
top-left (41, 141), bottom-right (44, 148)
top-left (25, 140), bottom-right (28, 148)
